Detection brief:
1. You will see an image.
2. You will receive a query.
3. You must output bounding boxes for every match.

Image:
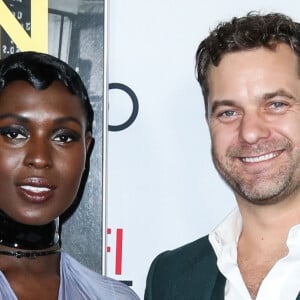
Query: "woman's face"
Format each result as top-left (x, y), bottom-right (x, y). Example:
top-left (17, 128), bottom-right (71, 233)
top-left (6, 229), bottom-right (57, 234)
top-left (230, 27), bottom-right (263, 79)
top-left (0, 80), bottom-right (92, 225)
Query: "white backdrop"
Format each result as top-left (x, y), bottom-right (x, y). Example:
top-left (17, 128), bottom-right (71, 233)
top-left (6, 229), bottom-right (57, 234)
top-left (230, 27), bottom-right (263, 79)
top-left (107, 1), bottom-right (300, 297)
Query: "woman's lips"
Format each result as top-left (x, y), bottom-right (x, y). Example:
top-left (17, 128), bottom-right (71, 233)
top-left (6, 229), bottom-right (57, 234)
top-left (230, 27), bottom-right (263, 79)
top-left (16, 178), bottom-right (56, 203)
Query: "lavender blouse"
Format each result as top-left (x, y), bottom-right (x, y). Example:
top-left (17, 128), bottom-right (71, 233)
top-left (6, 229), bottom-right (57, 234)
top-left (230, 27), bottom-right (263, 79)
top-left (0, 251), bottom-right (139, 299)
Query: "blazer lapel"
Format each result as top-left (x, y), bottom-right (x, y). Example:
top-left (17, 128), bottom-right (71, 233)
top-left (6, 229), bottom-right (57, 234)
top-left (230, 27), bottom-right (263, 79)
top-left (211, 271), bottom-right (226, 300)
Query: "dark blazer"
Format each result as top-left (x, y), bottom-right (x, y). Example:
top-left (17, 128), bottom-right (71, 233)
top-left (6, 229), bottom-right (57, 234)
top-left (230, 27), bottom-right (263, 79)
top-left (144, 236), bottom-right (225, 300)
top-left (144, 235), bottom-right (300, 300)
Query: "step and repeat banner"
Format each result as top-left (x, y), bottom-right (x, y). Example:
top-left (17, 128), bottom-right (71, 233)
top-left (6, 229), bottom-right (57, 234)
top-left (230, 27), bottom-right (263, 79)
top-left (107, 0), bottom-right (300, 297)
top-left (3, 1), bottom-right (300, 298)
top-left (0, 0), bottom-right (105, 274)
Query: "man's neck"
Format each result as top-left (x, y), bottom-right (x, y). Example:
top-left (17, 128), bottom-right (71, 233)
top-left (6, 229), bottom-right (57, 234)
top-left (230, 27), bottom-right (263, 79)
top-left (236, 196), bottom-right (300, 299)
top-left (238, 195), bottom-right (300, 244)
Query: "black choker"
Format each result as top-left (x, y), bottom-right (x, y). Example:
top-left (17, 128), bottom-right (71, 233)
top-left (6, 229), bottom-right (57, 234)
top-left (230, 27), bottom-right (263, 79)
top-left (0, 210), bottom-right (60, 250)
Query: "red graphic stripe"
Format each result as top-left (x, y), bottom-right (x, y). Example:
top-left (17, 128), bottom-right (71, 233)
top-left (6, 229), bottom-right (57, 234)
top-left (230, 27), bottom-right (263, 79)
top-left (115, 228), bottom-right (123, 275)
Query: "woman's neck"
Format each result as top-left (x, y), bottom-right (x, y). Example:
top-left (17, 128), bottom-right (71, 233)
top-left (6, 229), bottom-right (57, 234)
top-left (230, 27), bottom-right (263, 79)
top-left (0, 210), bottom-right (60, 250)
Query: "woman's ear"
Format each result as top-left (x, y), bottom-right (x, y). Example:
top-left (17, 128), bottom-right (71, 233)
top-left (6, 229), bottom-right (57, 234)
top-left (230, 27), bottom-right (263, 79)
top-left (85, 131), bottom-right (93, 154)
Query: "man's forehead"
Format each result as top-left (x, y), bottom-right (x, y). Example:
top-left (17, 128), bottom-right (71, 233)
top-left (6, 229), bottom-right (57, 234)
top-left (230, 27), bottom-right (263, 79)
top-left (207, 45), bottom-right (298, 88)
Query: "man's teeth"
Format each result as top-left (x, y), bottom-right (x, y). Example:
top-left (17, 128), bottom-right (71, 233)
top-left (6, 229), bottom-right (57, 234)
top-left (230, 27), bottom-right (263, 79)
top-left (242, 152), bottom-right (277, 163)
top-left (20, 185), bottom-right (50, 192)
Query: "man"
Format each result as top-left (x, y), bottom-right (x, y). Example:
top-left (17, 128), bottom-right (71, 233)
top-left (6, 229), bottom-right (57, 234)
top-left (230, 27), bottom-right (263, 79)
top-left (144, 12), bottom-right (300, 300)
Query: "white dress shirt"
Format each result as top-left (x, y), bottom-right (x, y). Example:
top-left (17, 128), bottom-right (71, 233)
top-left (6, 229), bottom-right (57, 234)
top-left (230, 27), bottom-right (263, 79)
top-left (209, 208), bottom-right (300, 300)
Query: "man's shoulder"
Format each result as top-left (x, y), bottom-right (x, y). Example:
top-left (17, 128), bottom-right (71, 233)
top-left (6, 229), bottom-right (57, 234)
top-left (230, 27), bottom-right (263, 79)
top-left (151, 235), bottom-right (216, 275)
top-left (144, 235), bottom-right (221, 299)
top-left (167, 234), bottom-right (214, 259)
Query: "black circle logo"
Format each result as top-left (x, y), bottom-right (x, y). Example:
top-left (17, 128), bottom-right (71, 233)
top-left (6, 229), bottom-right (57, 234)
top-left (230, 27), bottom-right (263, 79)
top-left (108, 83), bottom-right (139, 131)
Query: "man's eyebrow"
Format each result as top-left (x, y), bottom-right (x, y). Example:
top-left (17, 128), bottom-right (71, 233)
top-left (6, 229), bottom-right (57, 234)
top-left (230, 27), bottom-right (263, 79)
top-left (209, 89), bottom-right (296, 115)
top-left (0, 113), bottom-right (29, 123)
top-left (210, 100), bottom-right (236, 115)
top-left (262, 89), bottom-right (296, 100)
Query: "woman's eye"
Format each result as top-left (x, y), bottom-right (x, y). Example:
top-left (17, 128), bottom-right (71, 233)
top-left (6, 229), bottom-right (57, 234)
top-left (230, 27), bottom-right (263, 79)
top-left (0, 127), bottom-right (27, 140)
top-left (53, 131), bottom-right (80, 144)
top-left (53, 135), bottom-right (73, 143)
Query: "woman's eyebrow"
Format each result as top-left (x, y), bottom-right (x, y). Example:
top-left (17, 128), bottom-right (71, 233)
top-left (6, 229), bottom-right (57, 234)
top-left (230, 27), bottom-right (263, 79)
top-left (0, 114), bottom-right (83, 128)
top-left (0, 113), bottom-right (29, 123)
top-left (53, 116), bottom-right (83, 128)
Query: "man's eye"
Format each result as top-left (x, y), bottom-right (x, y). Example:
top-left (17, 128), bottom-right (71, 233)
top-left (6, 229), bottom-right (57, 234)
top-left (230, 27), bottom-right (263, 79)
top-left (270, 102), bottom-right (286, 109)
top-left (218, 110), bottom-right (237, 118)
top-left (0, 127), bottom-right (27, 140)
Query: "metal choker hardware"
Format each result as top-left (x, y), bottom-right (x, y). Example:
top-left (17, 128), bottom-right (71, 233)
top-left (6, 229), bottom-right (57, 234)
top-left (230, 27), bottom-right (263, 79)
top-left (0, 249), bottom-right (61, 259)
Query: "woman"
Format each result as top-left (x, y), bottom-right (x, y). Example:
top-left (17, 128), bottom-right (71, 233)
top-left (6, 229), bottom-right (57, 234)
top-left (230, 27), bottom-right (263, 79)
top-left (0, 51), bottom-right (139, 299)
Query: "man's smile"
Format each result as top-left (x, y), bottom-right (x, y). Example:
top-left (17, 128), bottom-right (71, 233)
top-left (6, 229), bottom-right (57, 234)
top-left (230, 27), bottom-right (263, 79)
top-left (240, 150), bottom-right (283, 163)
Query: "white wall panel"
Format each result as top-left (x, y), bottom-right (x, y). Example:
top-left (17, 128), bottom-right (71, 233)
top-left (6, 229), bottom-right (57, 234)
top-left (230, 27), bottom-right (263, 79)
top-left (108, 1), bottom-right (300, 297)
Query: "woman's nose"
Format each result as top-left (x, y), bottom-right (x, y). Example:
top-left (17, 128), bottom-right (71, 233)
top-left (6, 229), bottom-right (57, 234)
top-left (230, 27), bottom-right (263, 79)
top-left (23, 137), bottom-right (53, 169)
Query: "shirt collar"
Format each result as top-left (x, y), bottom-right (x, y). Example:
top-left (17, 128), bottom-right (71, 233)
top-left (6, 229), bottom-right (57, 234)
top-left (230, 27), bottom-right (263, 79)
top-left (209, 207), bottom-right (300, 258)
top-left (209, 207), bottom-right (242, 257)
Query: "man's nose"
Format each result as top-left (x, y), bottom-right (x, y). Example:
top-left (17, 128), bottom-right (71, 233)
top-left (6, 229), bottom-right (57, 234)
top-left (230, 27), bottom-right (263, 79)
top-left (238, 111), bottom-right (271, 144)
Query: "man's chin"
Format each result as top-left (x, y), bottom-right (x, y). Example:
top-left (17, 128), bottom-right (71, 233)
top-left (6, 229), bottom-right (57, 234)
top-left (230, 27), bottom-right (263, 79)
top-left (234, 184), bottom-right (289, 206)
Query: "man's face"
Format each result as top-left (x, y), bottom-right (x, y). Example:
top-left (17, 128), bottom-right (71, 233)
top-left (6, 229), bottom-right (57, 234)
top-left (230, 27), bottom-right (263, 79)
top-left (207, 44), bottom-right (300, 205)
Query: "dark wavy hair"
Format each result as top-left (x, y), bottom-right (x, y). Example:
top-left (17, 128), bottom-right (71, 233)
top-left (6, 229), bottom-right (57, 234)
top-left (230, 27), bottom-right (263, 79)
top-left (195, 12), bottom-right (300, 114)
top-left (0, 51), bottom-right (94, 132)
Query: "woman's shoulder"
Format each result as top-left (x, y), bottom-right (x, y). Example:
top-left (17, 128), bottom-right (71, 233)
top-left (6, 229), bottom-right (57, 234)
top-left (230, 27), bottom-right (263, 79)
top-left (60, 251), bottom-right (139, 300)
